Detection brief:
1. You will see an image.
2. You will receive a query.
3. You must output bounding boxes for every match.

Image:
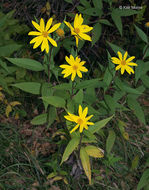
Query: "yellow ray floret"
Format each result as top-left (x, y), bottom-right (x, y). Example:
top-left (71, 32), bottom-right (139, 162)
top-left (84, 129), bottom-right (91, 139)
top-left (28, 18), bottom-right (61, 53)
top-left (59, 55), bottom-right (88, 81)
top-left (111, 51), bottom-right (138, 75)
top-left (64, 14), bottom-right (93, 47)
top-left (145, 22), bottom-right (149, 27)
top-left (64, 105), bottom-right (94, 133)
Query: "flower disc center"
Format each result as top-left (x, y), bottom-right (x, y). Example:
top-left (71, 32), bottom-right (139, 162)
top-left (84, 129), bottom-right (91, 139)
top-left (121, 60), bottom-right (126, 65)
top-left (42, 31), bottom-right (48, 38)
top-left (74, 28), bottom-right (80, 34)
top-left (72, 65), bottom-right (78, 70)
top-left (77, 118), bottom-right (83, 125)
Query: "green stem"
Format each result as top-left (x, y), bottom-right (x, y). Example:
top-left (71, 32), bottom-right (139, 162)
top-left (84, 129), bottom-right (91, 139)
top-left (78, 133), bottom-right (83, 157)
top-left (48, 47), bottom-right (53, 83)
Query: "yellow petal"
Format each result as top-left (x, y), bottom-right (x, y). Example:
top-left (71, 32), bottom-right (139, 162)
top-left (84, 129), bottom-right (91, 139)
top-left (41, 38), bottom-right (47, 51)
top-left (79, 33), bottom-right (91, 41)
top-left (48, 23), bottom-right (61, 34)
top-left (32, 21), bottom-right (42, 32)
top-left (125, 65), bottom-right (134, 74)
top-left (86, 122), bottom-right (94, 125)
top-left (64, 115), bottom-right (74, 122)
top-left (28, 31), bottom-right (41, 36)
top-left (80, 66), bottom-right (88, 72)
top-left (33, 36), bottom-right (43, 49)
top-left (80, 25), bottom-right (93, 33)
top-left (123, 51), bottom-right (128, 61)
top-left (46, 18), bottom-right (53, 31)
top-left (65, 56), bottom-right (73, 65)
top-left (40, 18), bottom-right (45, 31)
top-left (47, 36), bottom-right (57, 47)
top-left (121, 66), bottom-right (125, 74)
top-left (126, 56), bottom-right (135, 63)
top-left (78, 105), bottom-right (83, 116)
top-left (111, 57), bottom-right (121, 64)
top-left (79, 124), bottom-right (84, 133)
top-left (59, 64), bottom-right (70, 68)
top-left (71, 72), bottom-right (76, 81)
top-left (115, 64), bottom-right (121, 71)
top-left (77, 70), bottom-right (82, 78)
top-left (86, 115), bottom-right (93, 121)
top-left (74, 14), bottom-right (79, 28)
top-left (78, 14), bottom-right (84, 27)
top-left (70, 124), bottom-right (79, 133)
top-left (45, 40), bottom-right (49, 53)
top-left (75, 36), bottom-right (79, 47)
top-left (117, 51), bottom-right (122, 61)
top-left (127, 62), bottom-right (137, 66)
top-left (63, 71), bottom-right (72, 78)
top-left (82, 107), bottom-right (88, 118)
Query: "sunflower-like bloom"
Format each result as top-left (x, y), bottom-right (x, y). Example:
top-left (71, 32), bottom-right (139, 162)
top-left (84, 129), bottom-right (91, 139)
top-left (111, 51), bottom-right (138, 75)
top-left (28, 18), bottom-right (61, 53)
top-left (64, 14), bottom-right (93, 47)
top-left (60, 55), bottom-right (88, 81)
top-left (145, 22), bottom-right (149, 27)
top-left (64, 105), bottom-right (94, 133)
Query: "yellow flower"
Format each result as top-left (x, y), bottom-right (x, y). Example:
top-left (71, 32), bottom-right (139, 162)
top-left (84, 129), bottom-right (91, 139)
top-left (64, 14), bottom-right (93, 47)
top-left (64, 105), bottom-right (94, 133)
top-left (111, 51), bottom-right (138, 75)
top-left (60, 55), bottom-right (88, 81)
top-left (28, 18), bottom-right (61, 53)
top-left (145, 22), bottom-right (149, 27)
top-left (56, 28), bottom-right (65, 37)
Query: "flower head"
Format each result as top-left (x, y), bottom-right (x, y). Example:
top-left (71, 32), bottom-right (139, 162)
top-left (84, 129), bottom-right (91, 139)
top-left (145, 22), bottom-right (149, 27)
top-left (64, 105), bottom-right (94, 133)
top-left (64, 14), bottom-right (93, 47)
top-left (56, 28), bottom-right (65, 37)
top-left (60, 55), bottom-right (88, 81)
top-left (111, 51), bottom-right (137, 75)
top-left (28, 18), bottom-right (61, 53)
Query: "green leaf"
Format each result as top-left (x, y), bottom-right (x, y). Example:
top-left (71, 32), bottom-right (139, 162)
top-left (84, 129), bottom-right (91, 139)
top-left (73, 89), bottom-right (83, 104)
top-left (64, 0), bottom-right (73, 4)
top-left (127, 95), bottom-right (146, 125)
top-left (114, 9), bottom-right (138, 16)
top-left (131, 155), bottom-right (139, 170)
top-left (31, 113), bottom-right (47, 125)
top-left (41, 83), bottom-right (53, 110)
top-left (61, 137), bottom-right (80, 164)
top-left (80, 147), bottom-right (91, 184)
top-left (81, 8), bottom-right (100, 16)
top-left (12, 82), bottom-right (41, 95)
top-left (107, 41), bottom-right (125, 55)
top-left (111, 11), bottom-right (122, 36)
top-left (137, 169), bottom-right (149, 190)
top-left (89, 115), bottom-right (113, 134)
top-left (53, 83), bottom-right (71, 90)
top-left (80, 0), bottom-right (91, 7)
top-left (76, 78), bottom-right (102, 89)
top-left (104, 95), bottom-right (116, 114)
top-left (6, 58), bottom-right (44, 71)
top-left (92, 0), bottom-right (102, 9)
top-left (85, 145), bottom-right (104, 158)
top-left (41, 96), bottom-right (66, 108)
top-left (141, 75), bottom-right (149, 88)
top-left (47, 106), bottom-right (57, 127)
top-left (0, 44), bottom-right (22, 57)
top-left (106, 130), bottom-right (116, 154)
top-left (134, 24), bottom-right (148, 43)
top-left (92, 23), bottom-right (102, 46)
top-left (99, 19), bottom-right (113, 26)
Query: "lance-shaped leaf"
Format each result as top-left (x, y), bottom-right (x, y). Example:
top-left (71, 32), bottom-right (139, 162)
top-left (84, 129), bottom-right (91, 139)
top-left (85, 145), bottom-right (104, 158)
top-left (106, 130), bottom-right (116, 154)
top-left (80, 147), bottom-right (91, 184)
top-left (61, 137), bottom-right (80, 165)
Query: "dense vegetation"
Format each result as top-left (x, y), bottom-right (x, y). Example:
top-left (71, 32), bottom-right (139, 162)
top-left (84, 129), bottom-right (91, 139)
top-left (0, 0), bottom-right (149, 189)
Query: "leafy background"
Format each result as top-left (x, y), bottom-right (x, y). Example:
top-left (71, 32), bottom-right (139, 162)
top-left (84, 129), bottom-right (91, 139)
top-left (0, 0), bottom-right (149, 189)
